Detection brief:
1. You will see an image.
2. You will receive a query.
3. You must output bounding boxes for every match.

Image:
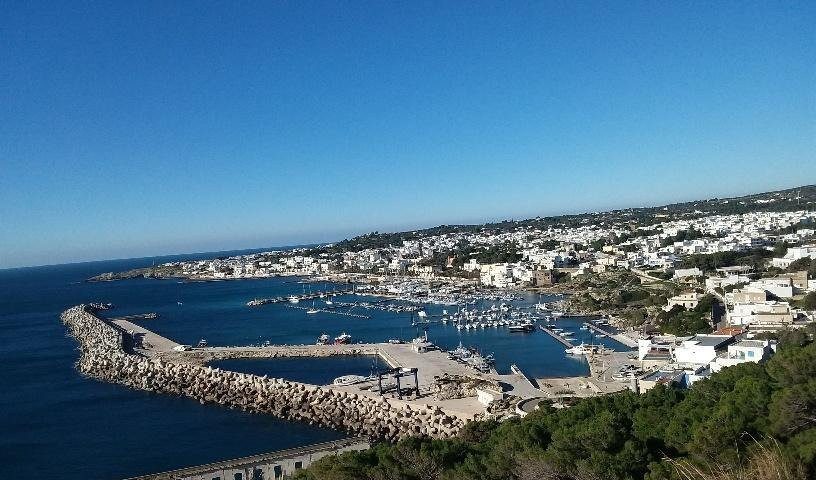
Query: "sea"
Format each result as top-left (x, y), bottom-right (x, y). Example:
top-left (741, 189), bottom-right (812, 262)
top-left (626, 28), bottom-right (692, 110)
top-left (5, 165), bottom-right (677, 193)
top-left (0, 249), bottom-right (628, 479)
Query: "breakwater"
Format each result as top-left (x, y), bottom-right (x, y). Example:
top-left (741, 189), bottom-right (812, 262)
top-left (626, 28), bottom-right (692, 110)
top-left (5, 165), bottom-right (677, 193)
top-left (61, 304), bottom-right (467, 441)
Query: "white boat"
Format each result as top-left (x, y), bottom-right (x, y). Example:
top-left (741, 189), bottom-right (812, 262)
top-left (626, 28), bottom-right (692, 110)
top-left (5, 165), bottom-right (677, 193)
top-left (316, 334), bottom-right (330, 345)
top-left (565, 343), bottom-right (597, 355)
top-left (325, 296), bottom-right (333, 306)
top-left (334, 332), bottom-right (352, 344)
top-left (306, 301), bottom-right (319, 314)
top-left (288, 295), bottom-right (300, 303)
top-left (196, 338), bottom-right (208, 348)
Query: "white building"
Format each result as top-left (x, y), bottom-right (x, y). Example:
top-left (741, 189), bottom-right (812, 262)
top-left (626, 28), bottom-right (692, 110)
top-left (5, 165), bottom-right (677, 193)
top-left (673, 334), bottom-right (735, 365)
top-left (674, 268), bottom-right (703, 279)
top-left (710, 340), bottom-right (774, 373)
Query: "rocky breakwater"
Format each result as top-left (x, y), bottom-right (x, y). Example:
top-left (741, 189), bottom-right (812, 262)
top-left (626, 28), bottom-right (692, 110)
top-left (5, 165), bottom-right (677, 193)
top-left (61, 305), bottom-right (466, 440)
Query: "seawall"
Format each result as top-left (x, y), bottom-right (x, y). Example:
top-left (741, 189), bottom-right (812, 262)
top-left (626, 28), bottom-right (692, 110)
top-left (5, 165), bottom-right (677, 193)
top-left (61, 304), bottom-right (466, 441)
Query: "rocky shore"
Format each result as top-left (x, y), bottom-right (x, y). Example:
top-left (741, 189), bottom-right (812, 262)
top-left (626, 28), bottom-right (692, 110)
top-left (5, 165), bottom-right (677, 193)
top-left (61, 305), bottom-right (466, 441)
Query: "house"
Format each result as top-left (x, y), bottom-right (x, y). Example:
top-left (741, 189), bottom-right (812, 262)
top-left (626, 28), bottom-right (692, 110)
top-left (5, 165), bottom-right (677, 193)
top-left (747, 277), bottom-right (794, 299)
top-left (480, 264), bottom-right (513, 288)
top-left (727, 299), bottom-right (794, 328)
top-left (771, 245), bottom-right (816, 269)
top-left (674, 268), bottom-right (703, 279)
top-left (672, 334), bottom-right (735, 365)
top-left (710, 340), bottom-right (774, 373)
top-left (664, 292), bottom-right (704, 311)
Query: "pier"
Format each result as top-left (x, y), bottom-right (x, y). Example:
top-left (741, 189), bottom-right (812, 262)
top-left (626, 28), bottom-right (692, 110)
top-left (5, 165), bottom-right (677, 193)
top-left (108, 312), bottom-right (158, 322)
top-left (282, 304), bottom-right (371, 319)
top-left (538, 325), bottom-right (575, 348)
top-left (246, 288), bottom-right (354, 306)
top-left (584, 322), bottom-right (638, 348)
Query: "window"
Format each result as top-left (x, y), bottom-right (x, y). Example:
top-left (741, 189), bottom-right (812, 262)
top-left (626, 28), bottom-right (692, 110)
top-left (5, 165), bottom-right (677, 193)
top-left (212, 477), bottom-right (221, 480)
top-left (253, 468), bottom-right (264, 480)
top-left (274, 465), bottom-right (283, 479)
top-left (234, 474), bottom-right (243, 480)
top-left (294, 461), bottom-right (303, 470)
top-left (747, 350), bottom-right (755, 358)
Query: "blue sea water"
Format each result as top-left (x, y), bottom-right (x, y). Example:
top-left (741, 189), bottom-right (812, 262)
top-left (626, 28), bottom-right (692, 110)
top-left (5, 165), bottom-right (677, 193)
top-left (0, 251), bottom-right (630, 479)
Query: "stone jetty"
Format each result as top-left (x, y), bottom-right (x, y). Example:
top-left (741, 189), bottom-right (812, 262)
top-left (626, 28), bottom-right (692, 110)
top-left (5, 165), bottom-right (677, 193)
top-left (61, 304), bottom-right (467, 441)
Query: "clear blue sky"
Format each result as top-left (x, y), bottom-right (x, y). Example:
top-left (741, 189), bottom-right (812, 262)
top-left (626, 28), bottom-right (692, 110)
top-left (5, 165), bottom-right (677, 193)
top-left (1, 1), bottom-right (814, 268)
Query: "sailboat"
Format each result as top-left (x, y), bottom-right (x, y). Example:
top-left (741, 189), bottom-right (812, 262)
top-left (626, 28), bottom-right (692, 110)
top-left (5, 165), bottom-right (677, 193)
top-left (306, 301), bottom-right (319, 314)
top-left (325, 295), bottom-right (333, 306)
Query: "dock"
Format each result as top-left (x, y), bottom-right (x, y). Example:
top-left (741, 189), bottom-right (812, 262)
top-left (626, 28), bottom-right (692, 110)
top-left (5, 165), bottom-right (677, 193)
top-left (584, 322), bottom-right (638, 348)
top-left (539, 325), bottom-right (575, 348)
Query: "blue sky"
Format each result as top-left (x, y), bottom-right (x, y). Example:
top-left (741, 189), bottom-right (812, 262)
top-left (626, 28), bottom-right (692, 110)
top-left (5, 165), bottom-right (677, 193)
top-left (1, 1), bottom-right (814, 268)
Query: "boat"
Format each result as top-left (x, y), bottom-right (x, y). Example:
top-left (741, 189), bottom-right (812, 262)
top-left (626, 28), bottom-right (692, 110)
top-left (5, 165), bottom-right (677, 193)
top-left (334, 332), bottom-right (352, 344)
top-left (288, 295), bottom-right (300, 303)
top-left (565, 343), bottom-right (597, 355)
top-left (596, 334), bottom-right (608, 338)
top-left (306, 301), bottom-right (319, 314)
top-left (509, 323), bottom-right (535, 332)
top-left (196, 338), bottom-right (208, 348)
top-left (387, 338), bottom-right (403, 344)
top-left (325, 296), bottom-right (333, 306)
top-left (316, 333), bottom-right (330, 345)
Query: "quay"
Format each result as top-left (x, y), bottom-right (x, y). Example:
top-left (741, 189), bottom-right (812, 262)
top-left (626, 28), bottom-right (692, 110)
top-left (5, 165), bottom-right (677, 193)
top-left (538, 325), bottom-right (574, 348)
top-left (584, 322), bottom-right (638, 348)
top-left (126, 437), bottom-right (370, 480)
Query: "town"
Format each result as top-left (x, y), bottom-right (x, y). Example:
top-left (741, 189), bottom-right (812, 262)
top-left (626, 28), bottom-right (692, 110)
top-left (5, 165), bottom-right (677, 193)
top-left (91, 186), bottom-right (816, 400)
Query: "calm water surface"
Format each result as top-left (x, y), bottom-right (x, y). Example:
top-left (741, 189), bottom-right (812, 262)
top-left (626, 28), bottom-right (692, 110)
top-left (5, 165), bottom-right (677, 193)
top-left (0, 251), bottom-right (629, 479)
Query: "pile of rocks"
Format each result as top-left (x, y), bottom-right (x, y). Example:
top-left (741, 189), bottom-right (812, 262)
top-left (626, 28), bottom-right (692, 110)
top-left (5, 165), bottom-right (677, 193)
top-left (61, 305), bottom-right (466, 441)
top-left (432, 374), bottom-right (500, 401)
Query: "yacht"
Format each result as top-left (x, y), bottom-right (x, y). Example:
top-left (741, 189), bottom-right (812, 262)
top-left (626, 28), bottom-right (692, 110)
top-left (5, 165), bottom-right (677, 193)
top-left (288, 295), bottom-right (300, 304)
top-left (316, 334), bottom-right (330, 345)
top-left (334, 332), bottom-right (352, 344)
top-left (509, 323), bottom-right (535, 333)
top-left (196, 338), bottom-right (208, 348)
top-left (565, 343), bottom-right (597, 355)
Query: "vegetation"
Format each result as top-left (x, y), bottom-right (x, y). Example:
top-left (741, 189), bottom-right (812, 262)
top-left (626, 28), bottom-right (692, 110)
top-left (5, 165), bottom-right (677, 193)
top-left (679, 248), bottom-right (773, 273)
top-left (657, 295), bottom-right (715, 336)
top-left (296, 337), bottom-right (816, 480)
